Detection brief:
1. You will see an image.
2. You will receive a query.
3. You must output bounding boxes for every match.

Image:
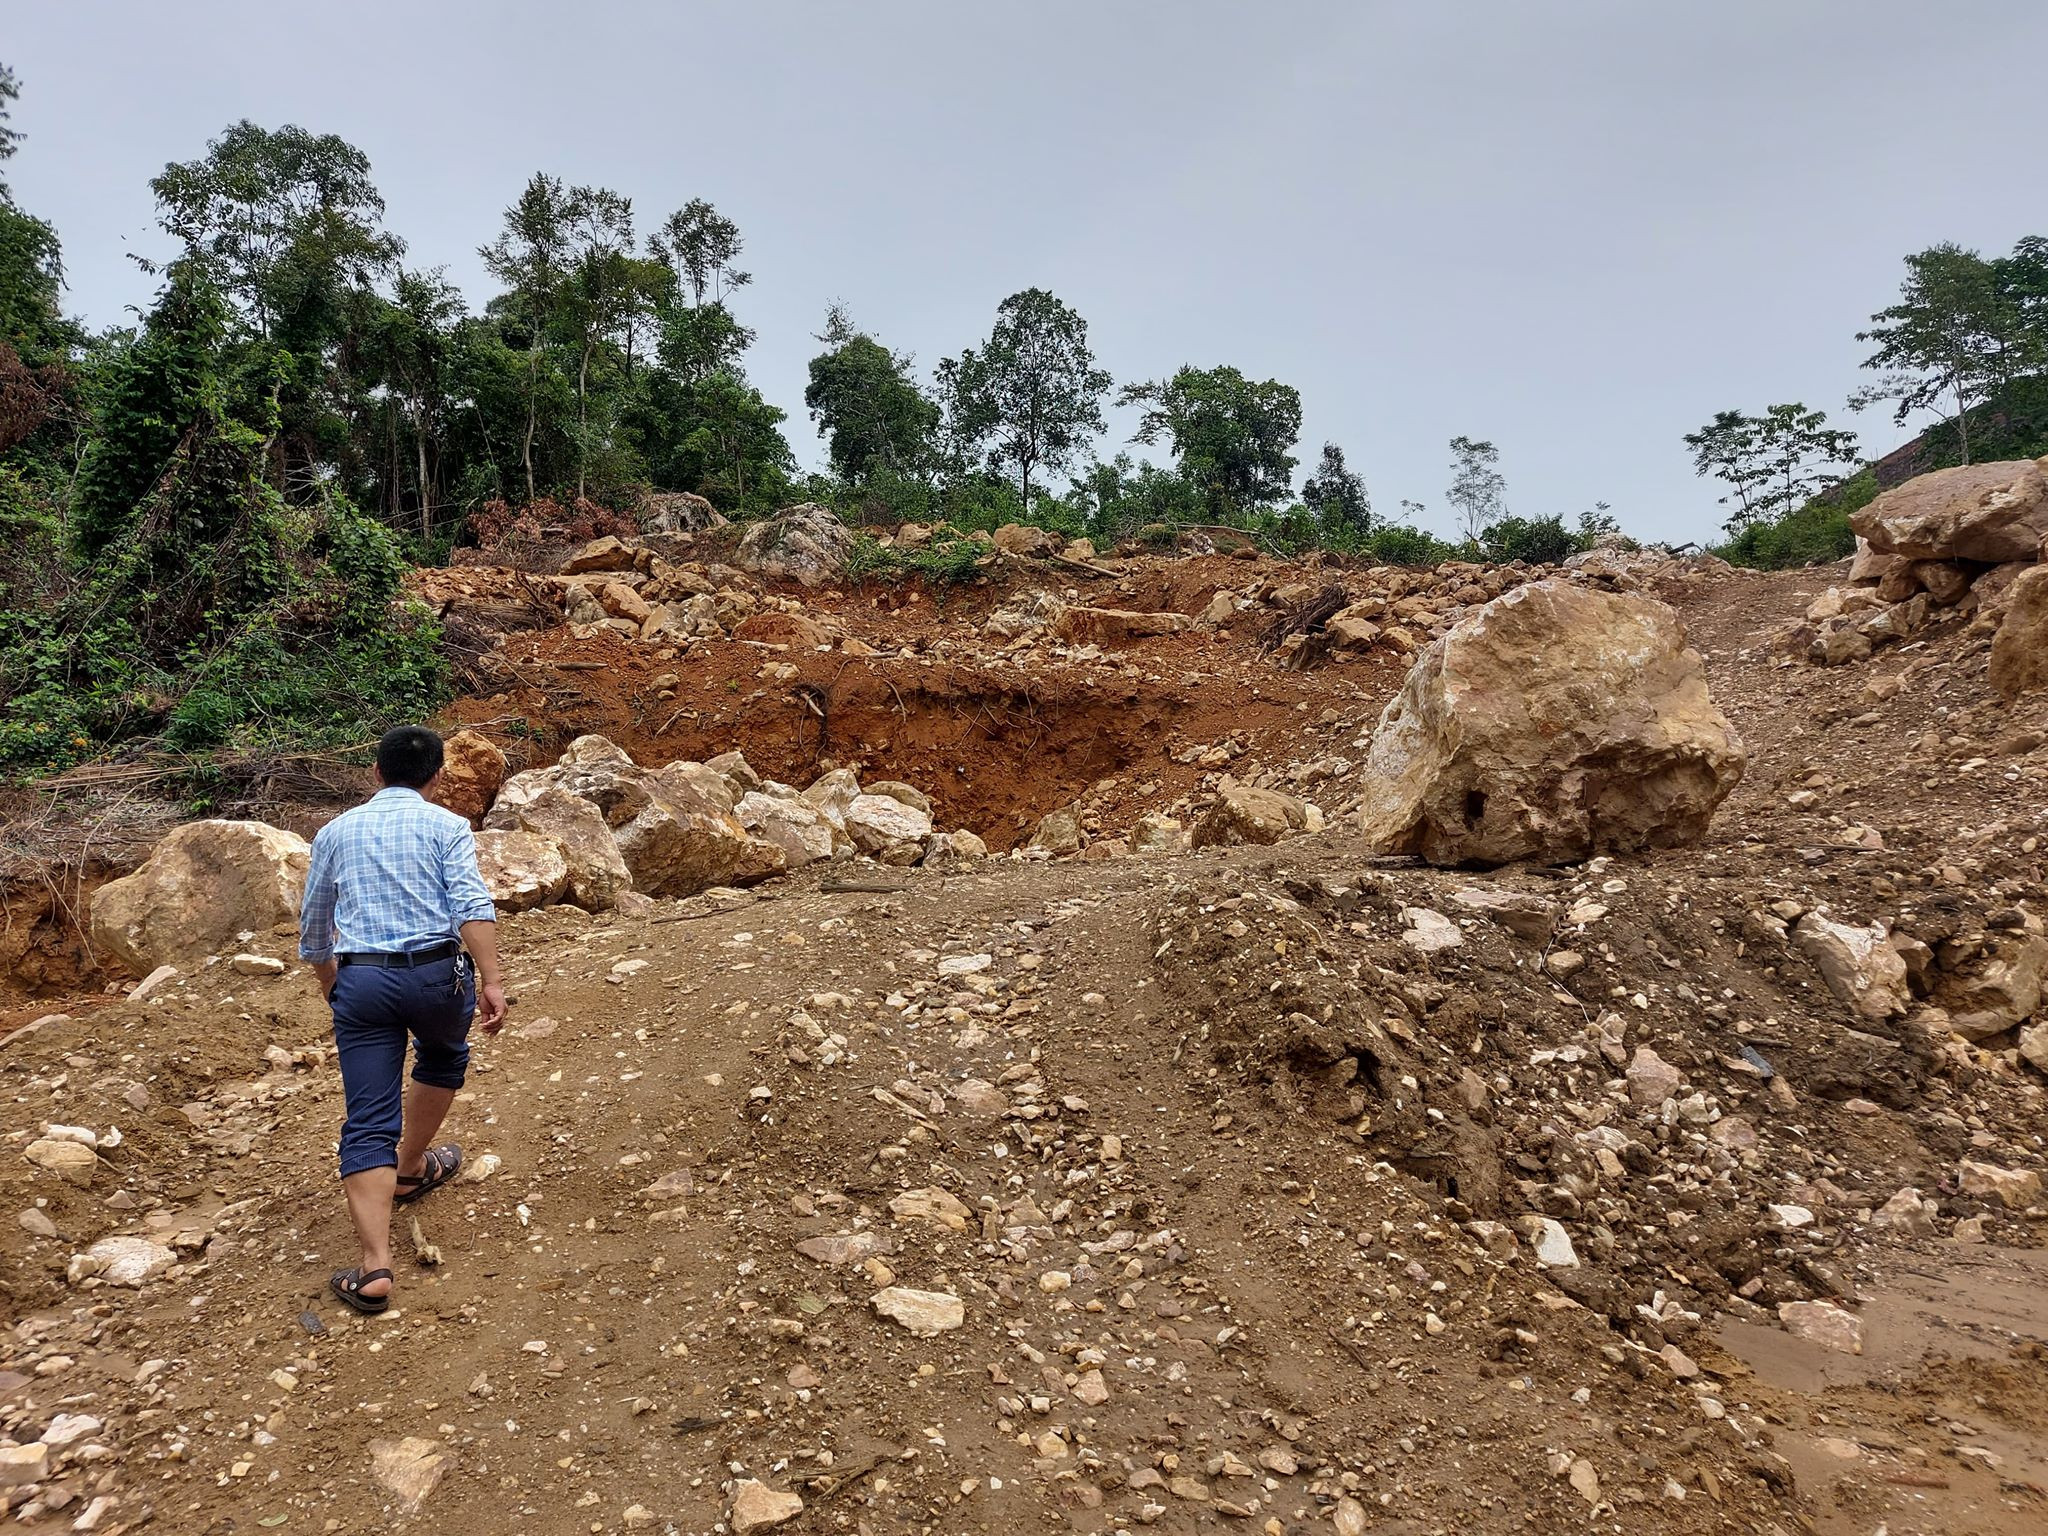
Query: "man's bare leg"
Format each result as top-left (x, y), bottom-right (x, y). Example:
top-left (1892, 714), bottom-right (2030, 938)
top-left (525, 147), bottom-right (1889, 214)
top-left (341, 1165), bottom-right (398, 1298)
top-left (396, 1081), bottom-right (457, 1181)
top-left (340, 1085), bottom-right (456, 1302)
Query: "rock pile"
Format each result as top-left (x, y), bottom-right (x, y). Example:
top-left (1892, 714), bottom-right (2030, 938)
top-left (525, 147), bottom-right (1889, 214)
top-left (1786, 456), bottom-right (2048, 680)
top-left (474, 736), bottom-right (980, 911)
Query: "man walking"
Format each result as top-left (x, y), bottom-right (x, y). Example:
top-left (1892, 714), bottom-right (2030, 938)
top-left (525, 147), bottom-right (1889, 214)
top-left (299, 725), bottom-right (507, 1313)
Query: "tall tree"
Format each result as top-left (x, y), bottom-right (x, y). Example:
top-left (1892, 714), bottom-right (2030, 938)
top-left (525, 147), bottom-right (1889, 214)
top-left (804, 305), bottom-right (939, 483)
top-left (937, 288), bottom-right (1110, 510)
top-left (480, 174), bottom-right (572, 503)
top-left (150, 121), bottom-right (398, 342)
top-left (1301, 441), bottom-right (1372, 537)
top-left (648, 199), bottom-right (754, 385)
top-left (359, 267), bottom-right (465, 534)
top-left (1682, 410), bottom-right (1769, 530)
top-left (1444, 435), bottom-right (1505, 542)
top-left (651, 199), bottom-right (751, 307)
top-left (1853, 244), bottom-right (2021, 466)
top-left (1119, 364), bottom-right (1301, 511)
top-left (557, 185), bottom-right (637, 497)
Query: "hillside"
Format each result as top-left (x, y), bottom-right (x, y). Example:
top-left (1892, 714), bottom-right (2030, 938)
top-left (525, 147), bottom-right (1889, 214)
top-left (2, 500), bottom-right (2046, 1536)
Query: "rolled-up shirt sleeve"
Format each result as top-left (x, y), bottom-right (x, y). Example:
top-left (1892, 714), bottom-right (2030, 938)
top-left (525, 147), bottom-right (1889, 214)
top-left (298, 830), bottom-right (339, 962)
top-left (443, 822), bottom-right (500, 927)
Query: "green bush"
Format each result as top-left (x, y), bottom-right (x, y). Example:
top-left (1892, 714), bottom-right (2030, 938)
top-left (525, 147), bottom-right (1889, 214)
top-left (1480, 514), bottom-right (1580, 565)
top-left (1361, 523), bottom-right (1464, 566)
top-left (1716, 468), bottom-right (1870, 569)
top-left (842, 528), bottom-right (988, 588)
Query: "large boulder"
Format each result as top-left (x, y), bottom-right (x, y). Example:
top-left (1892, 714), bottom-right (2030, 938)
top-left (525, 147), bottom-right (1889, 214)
top-left (734, 504), bottom-right (856, 589)
top-left (484, 784), bottom-right (633, 912)
top-left (91, 820), bottom-right (311, 974)
top-left (643, 490), bottom-right (726, 534)
top-left (1355, 581), bottom-right (1745, 867)
top-left (1850, 458), bottom-right (2048, 564)
top-left (608, 780), bottom-right (751, 898)
top-left (1989, 566), bottom-right (2048, 699)
top-left (430, 729), bottom-right (507, 825)
top-left (991, 523), bottom-right (1059, 558)
top-left (560, 535), bottom-right (637, 574)
top-left (1191, 784), bottom-right (1321, 848)
top-left (472, 829), bottom-right (570, 913)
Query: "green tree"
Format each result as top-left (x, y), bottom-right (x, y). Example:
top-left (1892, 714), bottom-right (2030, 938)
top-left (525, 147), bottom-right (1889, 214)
top-left (358, 267), bottom-right (465, 535)
top-left (1445, 435), bottom-right (1505, 542)
top-left (1854, 244), bottom-right (2024, 466)
top-left (480, 174), bottom-right (572, 503)
top-left (804, 305), bottom-right (939, 483)
top-left (71, 262), bottom-right (230, 557)
top-left (682, 369), bottom-right (794, 508)
top-left (1301, 441), bottom-right (1371, 537)
top-left (1682, 410), bottom-right (1769, 530)
top-left (150, 120), bottom-right (398, 341)
top-left (1685, 403), bottom-right (1857, 536)
top-left (1119, 364), bottom-right (1301, 511)
top-left (648, 199), bottom-right (754, 384)
top-left (557, 185), bottom-right (638, 497)
top-left (1754, 402), bottom-right (1858, 520)
top-left (937, 288), bottom-right (1111, 511)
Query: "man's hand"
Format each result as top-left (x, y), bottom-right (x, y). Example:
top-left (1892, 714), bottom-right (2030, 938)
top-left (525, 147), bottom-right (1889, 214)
top-left (476, 981), bottom-right (508, 1036)
top-left (311, 958), bottom-right (338, 1001)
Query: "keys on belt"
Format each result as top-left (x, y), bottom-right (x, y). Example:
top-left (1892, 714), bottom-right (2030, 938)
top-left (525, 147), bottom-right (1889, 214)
top-left (336, 941), bottom-right (461, 969)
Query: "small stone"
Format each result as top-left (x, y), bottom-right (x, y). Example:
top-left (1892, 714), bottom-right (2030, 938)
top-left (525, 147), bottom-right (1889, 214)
top-left (0, 1442), bottom-right (49, 1487)
top-left (17, 1208), bottom-right (57, 1239)
top-left (1660, 1344), bottom-right (1699, 1379)
top-left (1072, 1368), bottom-right (1109, 1405)
top-left (1625, 1046), bottom-right (1683, 1108)
top-left (889, 1187), bottom-right (971, 1230)
top-left (1516, 1215), bottom-right (1578, 1268)
top-left (1167, 1475), bottom-right (1211, 1501)
top-left (870, 1286), bottom-right (965, 1334)
top-left (1332, 1496), bottom-right (1369, 1536)
top-left (1038, 1270), bottom-right (1072, 1293)
top-left (730, 1479), bottom-right (804, 1533)
top-left (39, 1413), bottom-right (100, 1448)
top-left (369, 1437), bottom-right (449, 1513)
top-left (1769, 1203), bottom-right (1816, 1230)
top-left (80, 1235), bottom-right (176, 1286)
top-left (622, 1505), bottom-right (656, 1529)
top-left (1872, 1187), bottom-right (1937, 1235)
top-left (1545, 949), bottom-right (1585, 980)
top-left (1569, 1458), bottom-right (1602, 1505)
top-left (230, 953), bottom-right (287, 977)
top-left (1778, 1299), bottom-right (1864, 1354)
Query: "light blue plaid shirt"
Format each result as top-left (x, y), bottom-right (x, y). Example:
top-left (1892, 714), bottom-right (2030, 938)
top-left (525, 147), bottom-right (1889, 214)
top-left (298, 787), bottom-right (498, 963)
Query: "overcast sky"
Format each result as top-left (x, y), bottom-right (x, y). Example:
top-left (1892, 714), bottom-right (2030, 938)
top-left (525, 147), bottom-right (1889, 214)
top-left (9, 1), bottom-right (2045, 543)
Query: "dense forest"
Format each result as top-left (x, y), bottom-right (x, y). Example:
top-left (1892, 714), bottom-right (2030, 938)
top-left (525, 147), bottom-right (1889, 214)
top-left (2, 66), bottom-right (2043, 774)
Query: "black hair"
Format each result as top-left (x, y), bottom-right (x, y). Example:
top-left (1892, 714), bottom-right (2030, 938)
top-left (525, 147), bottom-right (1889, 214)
top-left (377, 725), bottom-right (445, 789)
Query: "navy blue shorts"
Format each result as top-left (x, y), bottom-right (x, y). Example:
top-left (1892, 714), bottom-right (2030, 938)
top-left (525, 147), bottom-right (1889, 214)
top-left (329, 954), bottom-right (475, 1178)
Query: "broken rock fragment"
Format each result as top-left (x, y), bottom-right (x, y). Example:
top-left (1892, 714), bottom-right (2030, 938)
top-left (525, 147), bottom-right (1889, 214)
top-left (731, 1480), bottom-right (804, 1532)
top-left (871, 1286), bottom-right (965, 1334)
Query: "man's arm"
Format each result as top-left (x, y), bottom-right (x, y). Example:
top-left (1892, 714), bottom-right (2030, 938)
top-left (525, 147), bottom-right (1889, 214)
top-left (445, 822), bottom-right (507, 1033)
top-left (460, 919), bottom-right (507, 1035)
top-left (298, 830), bottom-right (340, 998)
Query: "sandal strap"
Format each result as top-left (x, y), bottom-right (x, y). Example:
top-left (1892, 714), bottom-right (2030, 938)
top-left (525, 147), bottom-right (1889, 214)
top-left (356, 1268), bottom-right (394, 1284)
top-left (396, 1148), bottom-right (456, 1186)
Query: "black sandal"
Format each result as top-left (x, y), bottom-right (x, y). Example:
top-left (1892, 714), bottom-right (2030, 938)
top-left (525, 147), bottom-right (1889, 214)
top-left (394, 1145), bottom-right (462, 1206)
top-left (330, 1267), bottom-right (393, 1315)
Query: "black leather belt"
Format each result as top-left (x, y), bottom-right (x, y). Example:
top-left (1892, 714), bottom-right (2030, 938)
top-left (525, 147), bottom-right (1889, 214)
top-left (337, 941), bottom-right (460, 969)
